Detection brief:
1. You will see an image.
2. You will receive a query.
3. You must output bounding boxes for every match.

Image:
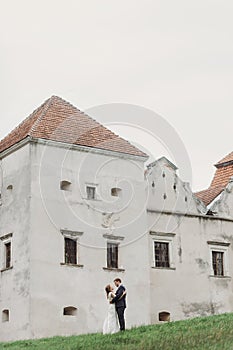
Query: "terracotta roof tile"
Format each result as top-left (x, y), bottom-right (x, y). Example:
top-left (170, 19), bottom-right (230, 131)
top-left (0, 96), bottom-right (147, 158)
top-left (195, 152), bottom-right (233, 206)
top-left (215, 151), bottom-right (233, 166)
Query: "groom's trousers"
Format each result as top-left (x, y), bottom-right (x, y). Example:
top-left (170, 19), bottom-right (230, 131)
top-left (116, 306), bottom-right (125, 331)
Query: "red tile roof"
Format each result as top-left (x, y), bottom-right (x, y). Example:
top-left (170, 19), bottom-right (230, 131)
top-left (195, 153), bottom-right (233, 206)
top-left (0, 96), bottom-right (147, 158)
top-left (215, 151), bottom-right (233, 166)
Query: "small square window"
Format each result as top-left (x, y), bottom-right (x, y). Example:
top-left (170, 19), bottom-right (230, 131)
top-left (111, 188), bottom-right (122, 197)
top-left (86, 186), bottom-right (96, 200)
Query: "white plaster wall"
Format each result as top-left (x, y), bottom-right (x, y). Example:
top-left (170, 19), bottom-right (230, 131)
top-left (146, 158), bottom-right (206, 215)
top-left (0, 145), bottom-right (31, 341)
top-left (29, 142), bottom-right (151, 339)
top-left (148, 212), bottom-right (233, 324)
top-left (211, 181), bottom-right (233, 219)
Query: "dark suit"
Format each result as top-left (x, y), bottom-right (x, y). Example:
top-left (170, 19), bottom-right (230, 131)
top-left (111, 285), bottom-right (126, 330)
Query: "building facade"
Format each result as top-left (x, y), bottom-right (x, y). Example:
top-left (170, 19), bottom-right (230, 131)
top-left (0, 96), bottom-right (233, 342)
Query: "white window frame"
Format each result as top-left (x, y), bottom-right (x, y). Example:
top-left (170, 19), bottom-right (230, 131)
top-left (208, 242), bottom-right (230, 277)
top-left (150, 232), bottom-right (175, 269)
top-left (60, 230), bottom-right (83, 266)
top-left (102, 234), bottom-right (125, 271)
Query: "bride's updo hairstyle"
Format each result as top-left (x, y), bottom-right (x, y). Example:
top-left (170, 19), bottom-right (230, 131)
top-left (105, 284), bottom-right (111, 298)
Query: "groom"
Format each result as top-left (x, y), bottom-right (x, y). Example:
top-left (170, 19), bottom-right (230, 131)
top-left (110, 278), bottom-right (126, 331)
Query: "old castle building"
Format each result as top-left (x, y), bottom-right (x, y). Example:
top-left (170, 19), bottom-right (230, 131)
top-left (0, 96), bottom-right (233, 342)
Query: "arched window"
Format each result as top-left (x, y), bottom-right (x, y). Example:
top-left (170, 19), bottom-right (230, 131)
top-left (2, 309), bottom-right (9, 322)
top-left (159, 311), bottom-right (170, 322)
top-left (60, 181), bottom-right (72, 191)
top-left (63, 306), bottom-right (77, 316)
top-left (7, 185), bottom-right (13, 191)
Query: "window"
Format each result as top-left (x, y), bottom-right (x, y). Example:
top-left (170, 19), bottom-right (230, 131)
top-left (208, 241), bottom-right (230, 277)
top-left (2, 309), bottom-right (9, 322)
top-left (111, 188), bottom-right (122, 197)
top-left (159, 311), bottom-right (170, 322)
top-left (86, 186), bottom-right (96, 200)
top-left (63, 306), bottom-right (77, 316)
top-left (212, 251), bottom-right (224, 276)
top-left (5, 242), bottom-right (11, 269)
top-left (107, 242), bottom-right (118, 269)
top-left (65, 238), bottom-right (77, 264)
top-left (154, 242), bottom-right (169, 268)
top-left (60, 181), bottom-right (72, 191)
top-left (150, 232), bottom-right (175, 269)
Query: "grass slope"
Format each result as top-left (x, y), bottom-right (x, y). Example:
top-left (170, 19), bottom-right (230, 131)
top-left (1, 313), bottom-right (233, 350)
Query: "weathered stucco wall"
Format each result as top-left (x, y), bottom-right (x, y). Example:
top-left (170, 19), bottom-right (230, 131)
top-left (0, 145), bottom-right (31, 341)
top-left (1, 142), bottom-right (233, 342)
top-left (146, 160), bottom-right (233, 324)
top-left (28, 141), bottom-right (150, 339)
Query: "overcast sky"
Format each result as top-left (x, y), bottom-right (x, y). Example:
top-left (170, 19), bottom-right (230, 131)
top-left (1, 0), bottom-right (233, 191)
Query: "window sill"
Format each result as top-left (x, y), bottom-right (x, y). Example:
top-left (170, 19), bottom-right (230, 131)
top-left (1, 266), bottom-right (13, 273)
top-left (60, 263), bottom-right (84, 268)
top-left (103, 267), bottom-right (125, 272)
top-left (209, 275), bottom-right (231, 279)
top-left (151, 266), bottom-right (176, 270)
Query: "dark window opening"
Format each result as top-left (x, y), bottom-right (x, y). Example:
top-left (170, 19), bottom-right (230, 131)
top-left (60, 181), bottom-right (72, 191)
top-left (107, 242), bottom-right (118, 269)
top-left (111, 188), bottom-right (122, 197)
top-left (63, 306), bottom-right (77, 316)
top-left (212, 251), bottom-right (224, 276)
top-left (5, 242), bottom-right (11, 268)
top-left (65, 238), bottom-right (77, 264)
top-left (159, 311), bottom-right (170, 322)
top-left (154, 242), bottom-right (170, 268)
top-left (86, 186), bottom-right (96, 200)
top-left (2, 309), bottom-right (9, 322)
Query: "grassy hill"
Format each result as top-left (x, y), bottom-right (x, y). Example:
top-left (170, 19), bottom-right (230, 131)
top-left (1, 313), bottom-right (233, 350)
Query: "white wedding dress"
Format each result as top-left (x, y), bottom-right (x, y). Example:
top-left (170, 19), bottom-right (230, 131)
top-left (103, 292), bottom-right (120, 334)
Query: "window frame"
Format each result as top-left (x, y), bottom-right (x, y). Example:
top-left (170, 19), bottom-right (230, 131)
top-left (0, 233), bottom-right (13, 271)
top-left (60, 230), bottom-right (83, 267)
top-left (154, 241), bottom-right (170, 268)
top-left (208, 242), bottom-right (230, 277)
top-left (107, 242), bottom-right (119, 269)
top-left (86, 185), bottom-right (97, 200)
top-left (150, 232), bottom-right (175, 270)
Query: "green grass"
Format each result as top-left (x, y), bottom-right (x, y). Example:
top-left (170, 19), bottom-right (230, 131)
top-left (1, 313), bottom-right (233, 350)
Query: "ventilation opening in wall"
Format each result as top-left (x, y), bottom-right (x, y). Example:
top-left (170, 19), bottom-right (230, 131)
top-left (63, 306), bottom-right (77, 316)
top-left (7, 185), bottom-right (13, 191)
top-left (2, 309), bottom-right (9, 322)
top-left (111, 187), bottom-right (122, 197)
top-left (60, 181), bottom-right (72, 191)
top-left (159, 311), bottom-right (170, 322)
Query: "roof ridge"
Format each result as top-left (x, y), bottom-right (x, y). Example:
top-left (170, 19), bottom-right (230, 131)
top-left (29, 96), bottom-right (55, 135)
top-left (0, 96), bottom-right (148, 158)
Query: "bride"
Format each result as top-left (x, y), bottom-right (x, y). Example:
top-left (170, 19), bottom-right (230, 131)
top-left (103, 284), bottom-right (126, 334)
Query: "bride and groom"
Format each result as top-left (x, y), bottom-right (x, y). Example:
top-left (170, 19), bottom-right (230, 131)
top-left (103, 278), bottom-right (127, 334)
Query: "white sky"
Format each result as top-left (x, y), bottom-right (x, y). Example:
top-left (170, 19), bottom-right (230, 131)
top-left (1, 0), bottom-right (233, 191)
